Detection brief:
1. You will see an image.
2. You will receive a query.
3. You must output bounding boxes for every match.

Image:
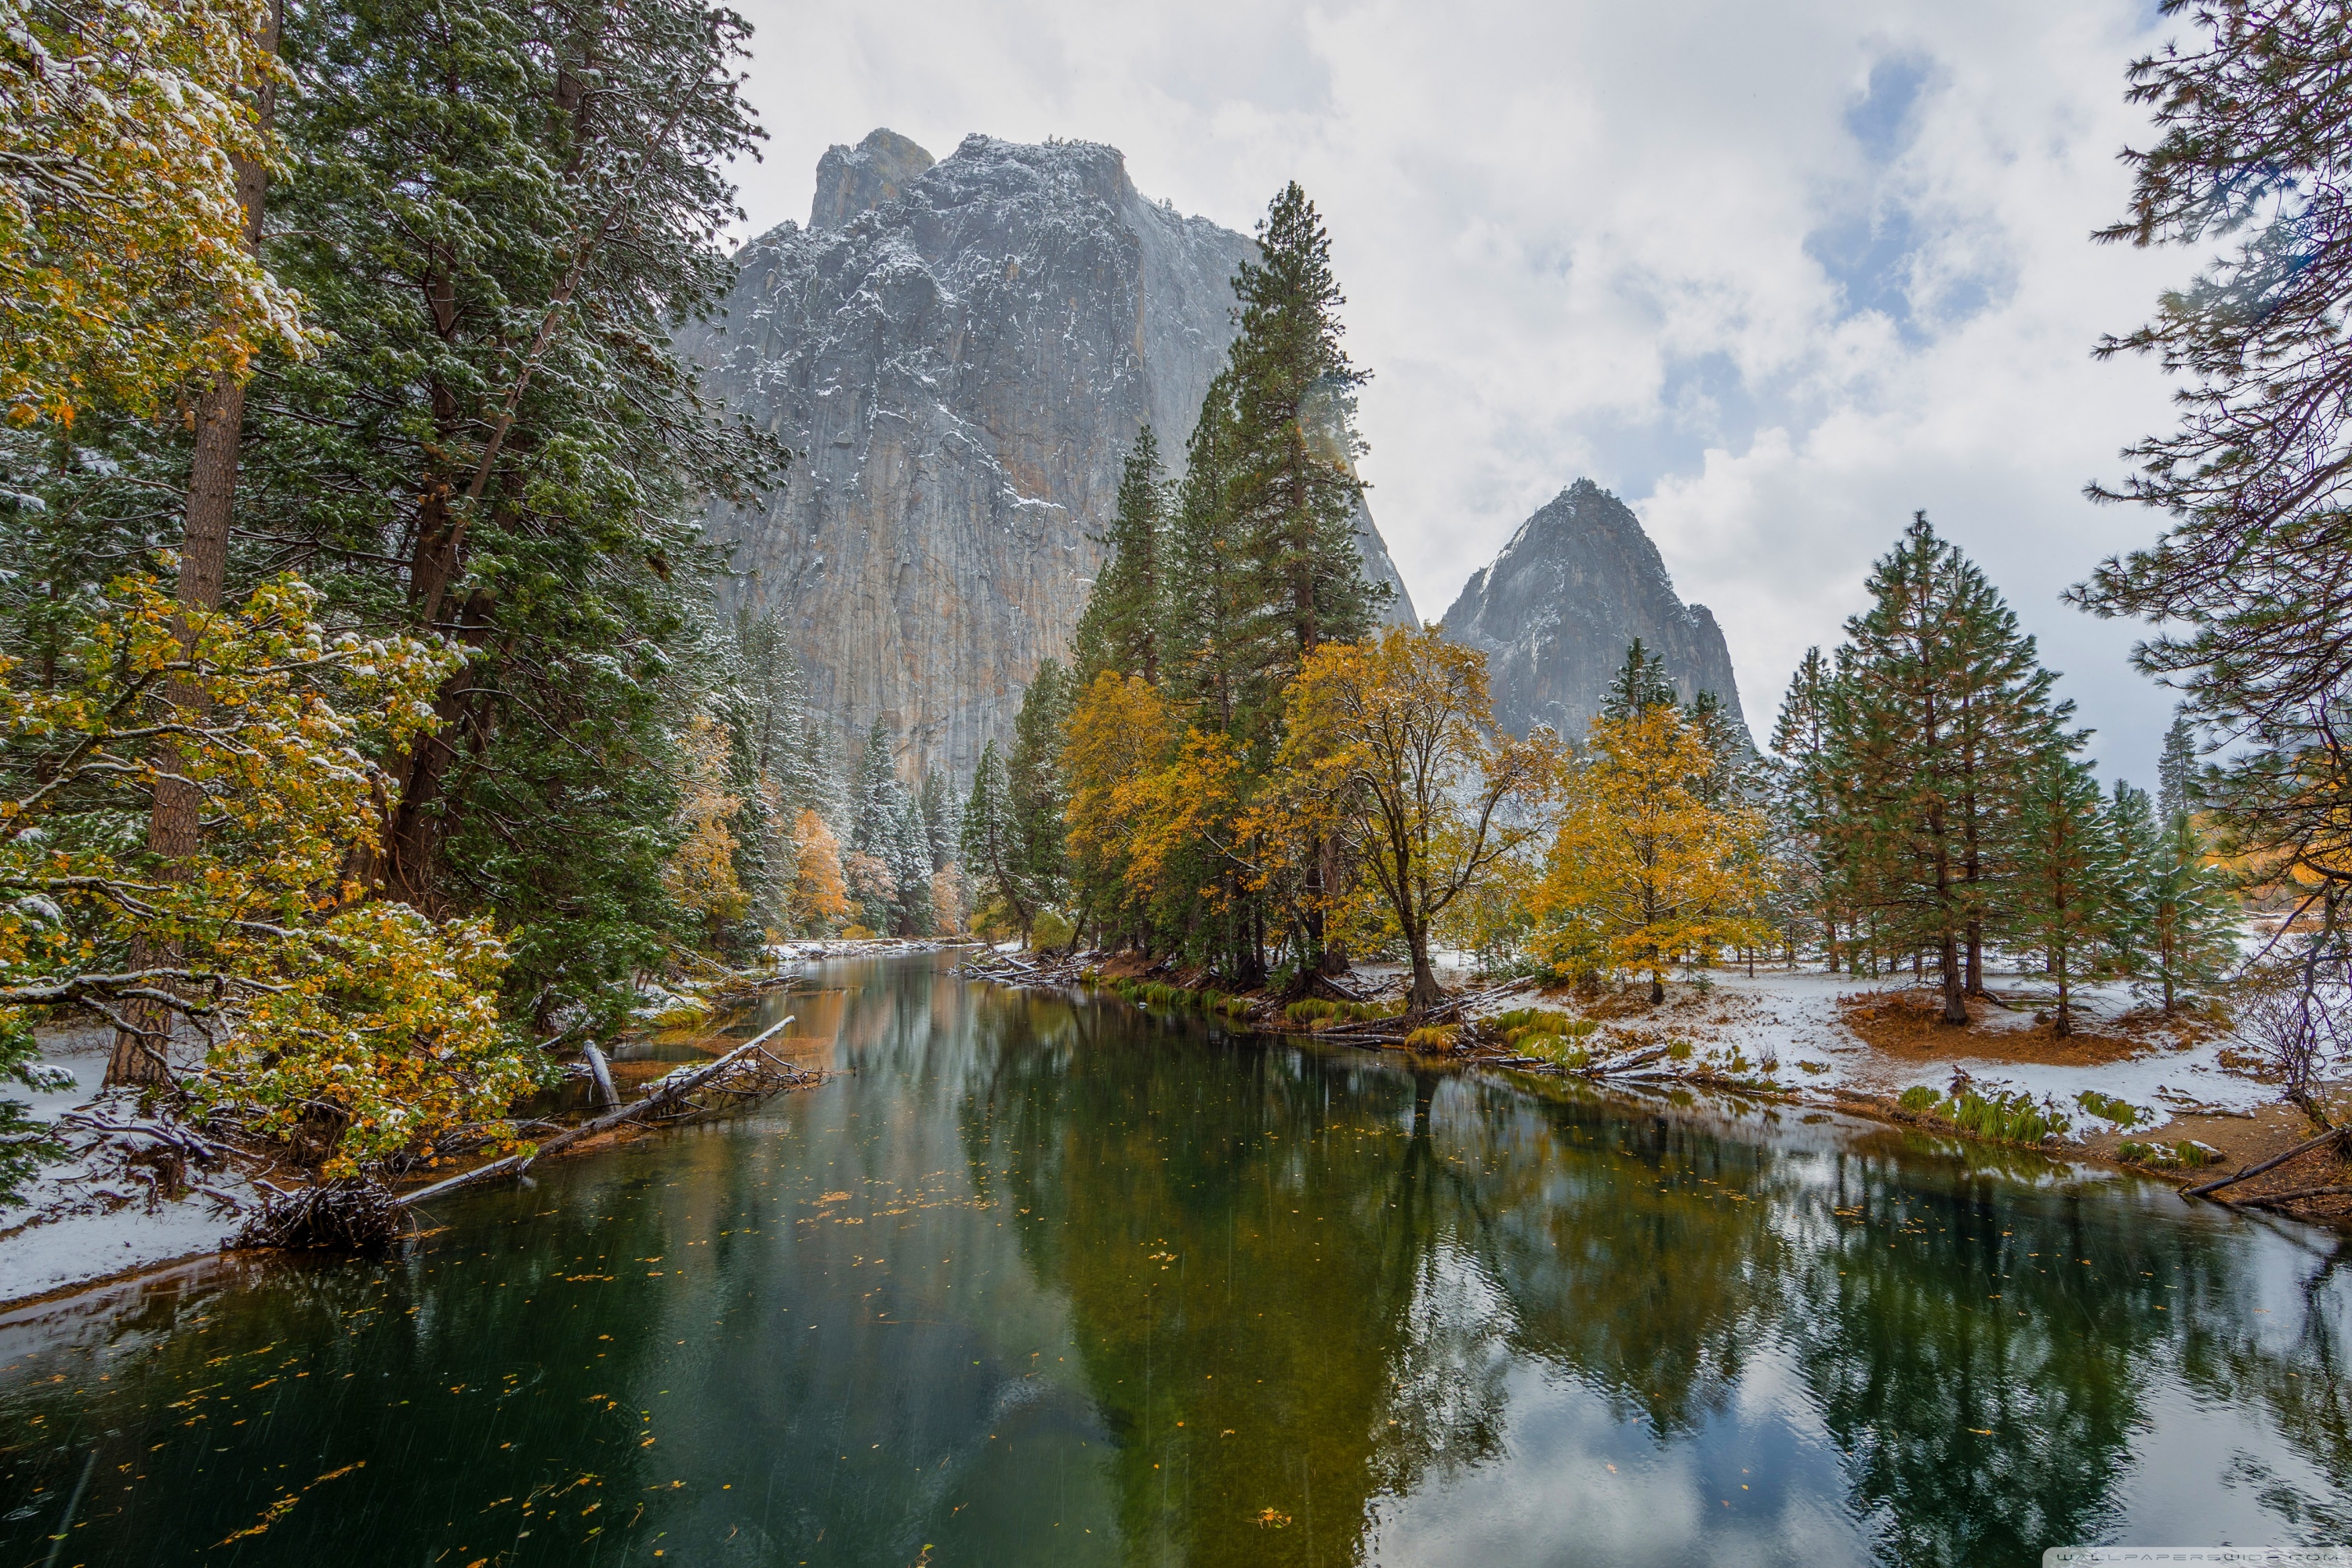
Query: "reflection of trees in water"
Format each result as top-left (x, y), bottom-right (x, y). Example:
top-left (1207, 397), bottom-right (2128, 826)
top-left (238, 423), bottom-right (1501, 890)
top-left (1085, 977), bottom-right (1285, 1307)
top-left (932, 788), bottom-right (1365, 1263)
top-left (2180, 1235), bottom-right (2352, 1544)
top-left (1439, 1081), bottom-right (1798, 1438)
top-left (1778, 1162), bottom-right (2242, 1567)
top-left (961, 1000), bottom-right (1508, 1566)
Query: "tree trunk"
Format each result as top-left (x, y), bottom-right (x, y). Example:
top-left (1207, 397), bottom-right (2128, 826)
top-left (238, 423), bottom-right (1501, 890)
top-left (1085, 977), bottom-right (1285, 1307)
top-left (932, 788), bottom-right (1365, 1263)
top-left (1938, 933), bottom-right (1967, 1025)
top-left (110, 2), bottom-right (278, 1088)
top-left (1405, 924), bottom-right (1444, 1018)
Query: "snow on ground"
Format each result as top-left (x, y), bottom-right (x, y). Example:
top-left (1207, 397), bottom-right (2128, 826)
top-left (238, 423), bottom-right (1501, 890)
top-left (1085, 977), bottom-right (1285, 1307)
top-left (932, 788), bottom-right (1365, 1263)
top-left (1436, 964), bottom-right (2272, 1138)
top-left (0, 1025), bottom-right (261, 1308)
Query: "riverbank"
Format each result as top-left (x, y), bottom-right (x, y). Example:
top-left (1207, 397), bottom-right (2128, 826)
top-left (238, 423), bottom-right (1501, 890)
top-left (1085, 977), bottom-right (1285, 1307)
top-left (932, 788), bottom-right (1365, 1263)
top-left (978, 947), bottom-right (2347, 1224)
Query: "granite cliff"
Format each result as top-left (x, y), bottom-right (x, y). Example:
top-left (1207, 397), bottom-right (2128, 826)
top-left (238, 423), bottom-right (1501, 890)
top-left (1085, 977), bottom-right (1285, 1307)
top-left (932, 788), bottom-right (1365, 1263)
top-left (691, 129), bottom-right (1415, 779)
top-left (1442, 480), bottom-right (1749, 743)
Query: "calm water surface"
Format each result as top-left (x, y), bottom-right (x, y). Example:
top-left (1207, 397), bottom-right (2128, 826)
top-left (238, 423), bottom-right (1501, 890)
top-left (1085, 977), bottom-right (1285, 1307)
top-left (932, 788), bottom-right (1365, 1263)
top-left (2, 953), bottom-right (2348, 1566)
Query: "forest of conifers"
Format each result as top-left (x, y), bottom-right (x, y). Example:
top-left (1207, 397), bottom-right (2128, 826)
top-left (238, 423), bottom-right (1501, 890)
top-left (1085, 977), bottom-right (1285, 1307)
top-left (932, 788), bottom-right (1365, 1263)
top-left (2, 0), bottom-right (2347, 1191)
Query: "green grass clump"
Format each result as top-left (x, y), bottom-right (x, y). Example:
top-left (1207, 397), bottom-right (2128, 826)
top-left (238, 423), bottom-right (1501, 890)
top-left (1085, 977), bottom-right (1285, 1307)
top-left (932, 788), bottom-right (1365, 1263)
top-left (2074, 1090), bottom-right (2149, 1128)
top-left (1284, 998), bottom-right (1338, 1024)
top-left (1667, 1038), bottom-right (1694, 1062)
top-left (1798, 1060), bottom-right (1831, 1075)
top-left (1942, 1088), bottom-right (2070, 1143)
top-left (2117, 1139), bottom-right (2212, 1170)
top-left (1404, 1025), bottom-right (1459, 1050)
top-left (1897, 1085), bottom-right (1943, 1114)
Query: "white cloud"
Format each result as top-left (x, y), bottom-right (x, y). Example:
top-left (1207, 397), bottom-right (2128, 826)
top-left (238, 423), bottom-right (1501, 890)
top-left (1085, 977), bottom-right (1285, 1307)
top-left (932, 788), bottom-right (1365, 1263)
top-left (722, 0), bottom-right (2194, 779)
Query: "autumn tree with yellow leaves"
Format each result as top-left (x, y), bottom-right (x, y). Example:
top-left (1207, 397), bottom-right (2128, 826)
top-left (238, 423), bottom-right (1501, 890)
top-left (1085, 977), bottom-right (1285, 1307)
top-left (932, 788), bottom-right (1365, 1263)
top-left (1534, 652), bottom-right (1770, 1003)
top-left (1, 0), bottom-right (307, 426)
top-left (0, 574), bottom-right (530, 1182)
top-left (1271, 626), bottom-right (1544, 1014)
top-left (786, 807), bottom-right (851, 935)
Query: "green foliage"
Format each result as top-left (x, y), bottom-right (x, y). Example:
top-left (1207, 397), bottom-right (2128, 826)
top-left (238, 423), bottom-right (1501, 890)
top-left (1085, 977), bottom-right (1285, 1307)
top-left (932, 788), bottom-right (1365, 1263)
top-left (1071, 427), bottom-right (1169, 688)
top-left (1030, 908), bottom-right (1074, 953)
top-left (1403, 1025), bottom-right (1458, 1051)
top-left (1904, 1087), bottom-right (2071, 1145)
top-left (1898, 1086), bottom-right (1944, 1114)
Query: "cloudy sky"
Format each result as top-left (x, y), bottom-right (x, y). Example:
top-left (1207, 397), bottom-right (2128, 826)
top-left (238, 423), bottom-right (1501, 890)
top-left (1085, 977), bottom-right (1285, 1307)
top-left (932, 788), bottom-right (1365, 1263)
top-left (722, 0), bottom-right (2194, 781)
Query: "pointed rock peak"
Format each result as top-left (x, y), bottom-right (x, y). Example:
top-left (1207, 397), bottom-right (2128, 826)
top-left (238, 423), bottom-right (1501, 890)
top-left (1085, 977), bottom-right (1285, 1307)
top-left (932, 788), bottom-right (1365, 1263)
top-left (811, 129), bottom-right (936, 230)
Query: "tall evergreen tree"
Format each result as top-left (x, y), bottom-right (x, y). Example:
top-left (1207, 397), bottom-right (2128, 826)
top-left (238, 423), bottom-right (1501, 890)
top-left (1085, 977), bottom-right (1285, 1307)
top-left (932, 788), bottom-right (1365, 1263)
top-left (2013, 747), bottom-right (2119, 1038)
top-left (917, 769), bottom-right (958, 872)
top-left (960, 741), bottom-right (1031, 932)
top-left (849, 720), bottom-right (903, 858)
top-left (1071, 426), bottom-right (1169, 687)
top-left (1770, 646), bottom-right (1842, 966)
top-left (1007, 659), bottom-right (1073, 906)
top-left (2075, 2), bottom-right (2352, 938)
top-left (1221, 182), bottom-right (1385, 746)
top-left (891, 796), bottom-right (935, 936)
top-left (2137, 807), bottom-right (2241, 1016)
top-left (1830, 514), bottom-right (2071, 1022)
top-left (2155, 711), bottom-right (2198, 827)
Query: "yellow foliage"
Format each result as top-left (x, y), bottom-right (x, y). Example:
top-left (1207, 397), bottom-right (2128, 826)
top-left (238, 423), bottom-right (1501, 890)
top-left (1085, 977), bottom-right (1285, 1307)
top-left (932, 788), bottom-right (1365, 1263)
top-left (663, 714), bottom-right (749, 929)
top-left (0, 572), bottom-right (529, 1174)
top-left (1, 0), bottom-right (313, 424)
top-left (1531, 704), bottom-right (1770, 994)
top-left (786, 808), bottom-right (850, 932)
top-left (1062, 670), bottom-right (1174, 914)
top-left (1269, 626), bottom-right (1545, 1004)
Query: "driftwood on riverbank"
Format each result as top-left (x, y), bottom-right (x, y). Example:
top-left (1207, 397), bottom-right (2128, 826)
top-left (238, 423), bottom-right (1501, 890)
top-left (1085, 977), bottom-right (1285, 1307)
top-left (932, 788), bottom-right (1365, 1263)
top-left (398, 1015), bottom-right (815, 1207)
top-left (231, 1018), bottom-right (821, 1250)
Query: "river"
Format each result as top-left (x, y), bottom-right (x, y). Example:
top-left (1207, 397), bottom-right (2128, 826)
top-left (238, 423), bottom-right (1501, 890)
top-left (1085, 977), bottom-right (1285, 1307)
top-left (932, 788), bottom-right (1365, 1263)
top-left (1, 952), bottom-right (2347, 1566)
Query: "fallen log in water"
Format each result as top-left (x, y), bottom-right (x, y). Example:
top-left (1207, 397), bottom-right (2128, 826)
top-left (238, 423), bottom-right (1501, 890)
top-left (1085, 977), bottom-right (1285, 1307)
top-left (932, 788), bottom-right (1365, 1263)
top-left (1580, 1044), bottom-right (1671, 1078)
top-left (399, 1015), bottom-right (813, 1207)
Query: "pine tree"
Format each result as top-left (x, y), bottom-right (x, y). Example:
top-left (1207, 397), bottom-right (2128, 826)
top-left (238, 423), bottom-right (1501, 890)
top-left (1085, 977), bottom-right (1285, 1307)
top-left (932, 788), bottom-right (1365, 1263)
top-left (1007, 659), bottom-right (1073, 906)
top-left (2013, 747), bottom-right (2118, 1038)
top-left (1071, 426), bottom-right (1168, 687)
top-left (1769, 647), bottom-right (1842, 967)
top-left (2156, 711), bottom-right (2198, 827)
top-left (850, 720), bottom-right (902, 858)
top-left (1831, 514), bottom-right (2071, 1022)
top-left (1603, 639), bottom-right (1679, 720)
top-left (1163, 372), bottom-right (1250, 728)
top-left (917, 769), bottom-right (957, 872)
top-left (1222, 182), bottom-right (1385, 745)
top-left (891, 797), bottom-right (935, 937)
top-left (960, 741), bottom-right (1031, 932)
top-left (2138, 807), bottom-right (2240, 1015)
top-left (2103, 780), bottom-right (2160, 984)
top-left (2075, 4), bottom-right (2352, 931)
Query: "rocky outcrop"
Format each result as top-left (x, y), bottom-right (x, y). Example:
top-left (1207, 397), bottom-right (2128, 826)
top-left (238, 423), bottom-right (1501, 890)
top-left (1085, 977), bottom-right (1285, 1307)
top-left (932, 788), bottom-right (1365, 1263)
top-left (690, 130), bottom-right (1415, 780)
top-left (1440, 479), bottom-right (1748, 743)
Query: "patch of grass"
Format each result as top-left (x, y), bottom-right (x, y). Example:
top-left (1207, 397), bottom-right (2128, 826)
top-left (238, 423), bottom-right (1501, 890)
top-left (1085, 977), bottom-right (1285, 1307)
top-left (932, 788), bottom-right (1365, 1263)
top-left (1667, 1039), bottom-right (1693, 1062)
top-left (2117, 1139), bottom-right (2212, 1170)
top-left (1404, 1025), bottom-right (1460, 1050)
top-left (1906, 1087), bottom-right (2070, 1143)
top-left (1521, 1035), bottom-right (1593, 1069)
top-left (1798, 1060), bottom-right (1831, 1075)
top-left (1897, 1085), bottom-right (1943, 1114)
top-left (2074, 1089), bottom-right (2150, 1128)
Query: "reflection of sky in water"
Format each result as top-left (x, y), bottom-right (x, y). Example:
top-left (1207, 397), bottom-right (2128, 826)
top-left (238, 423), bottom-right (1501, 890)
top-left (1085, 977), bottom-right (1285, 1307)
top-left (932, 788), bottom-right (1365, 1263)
top-left (0, 953), bottom-right (2347, 1567)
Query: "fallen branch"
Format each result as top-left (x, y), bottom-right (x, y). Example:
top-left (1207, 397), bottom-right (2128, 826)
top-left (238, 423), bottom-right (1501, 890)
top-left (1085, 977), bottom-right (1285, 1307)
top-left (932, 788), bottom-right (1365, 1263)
top-left (2238, 1184), bottom-right (2352, 1211)
top-left (399, 1015), bottom-right (807, 1207)
top-left (1580, 1044), bottom-right (1671, 1078)
top-left (2182, 1125), bottom-right (2347, 1200)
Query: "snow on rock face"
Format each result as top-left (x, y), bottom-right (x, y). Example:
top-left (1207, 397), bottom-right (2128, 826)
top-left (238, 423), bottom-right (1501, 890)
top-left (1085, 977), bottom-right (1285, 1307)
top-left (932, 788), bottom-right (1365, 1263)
top-left (1441, 479), bottom-right (1749, 745)
top-left (687, 131), bottom-right (1414, 780)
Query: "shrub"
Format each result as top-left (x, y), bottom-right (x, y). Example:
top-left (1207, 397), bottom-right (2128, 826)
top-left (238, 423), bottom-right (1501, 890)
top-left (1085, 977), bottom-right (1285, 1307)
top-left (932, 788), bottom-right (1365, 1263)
top-left (1031, 909), bottom-right (1075, 951)
top-left (842, 923), bottom-right (877, 940)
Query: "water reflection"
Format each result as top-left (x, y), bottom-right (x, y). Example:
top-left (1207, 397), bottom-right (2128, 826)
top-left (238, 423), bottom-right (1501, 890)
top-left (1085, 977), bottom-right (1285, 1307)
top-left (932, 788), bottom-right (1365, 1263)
top-left (0, 954), bottom-right (2346, 1567)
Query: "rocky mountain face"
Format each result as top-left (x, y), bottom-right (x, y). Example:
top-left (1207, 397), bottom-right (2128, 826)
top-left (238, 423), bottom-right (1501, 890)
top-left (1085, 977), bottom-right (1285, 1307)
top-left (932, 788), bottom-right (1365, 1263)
top-left (689, 129), bottom-right (1415, 780)
top-left (1441, 480), bottom-right (1749, 743)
